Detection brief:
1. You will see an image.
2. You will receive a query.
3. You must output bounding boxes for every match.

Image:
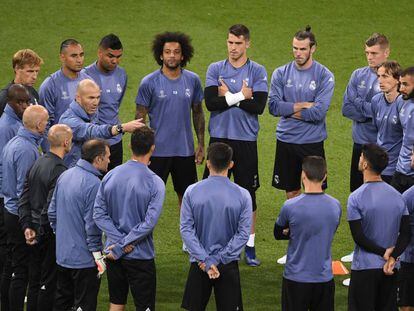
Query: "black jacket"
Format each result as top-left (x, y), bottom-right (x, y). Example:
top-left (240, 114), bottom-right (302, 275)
top-left (19, 152), bottom-right (67, 233)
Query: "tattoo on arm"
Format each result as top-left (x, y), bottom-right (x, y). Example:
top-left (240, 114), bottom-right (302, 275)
top-left (136, 105), bottom-right (148, 123)
top-left (192, 103), bottom-right (205, 146)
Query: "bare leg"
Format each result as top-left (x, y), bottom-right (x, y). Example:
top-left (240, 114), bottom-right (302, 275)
top-left (177, 194), bottom-right (183, 212)
top-left (251, 210), bottom-right (256, 234)
top-left (109, 303), bottom-right (125, 311)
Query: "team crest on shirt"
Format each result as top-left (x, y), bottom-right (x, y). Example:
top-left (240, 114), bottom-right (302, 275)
top-left (116, 83), bottom-right (122, 93)
top-left (185, 88), bottom-right (191, 97)
top-left (309, 81), bottom-right (317, 90)
top-left (158, 90), bottom-right (167, 98)
top-left (358, 80), bottom-right (366, 89)
top-left (286, 79), bottom-right (293, 87)
top-left (61, 91), bottom-right (70, 100)
top-left (392, 115), bottom-right (398, 124)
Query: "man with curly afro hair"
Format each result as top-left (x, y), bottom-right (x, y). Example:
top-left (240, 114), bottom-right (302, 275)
top-left (135, 32), bottom-right (205, 252)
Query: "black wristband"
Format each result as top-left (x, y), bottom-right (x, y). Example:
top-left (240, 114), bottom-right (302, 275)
top-left (116, 124), bottom-right (123, 134)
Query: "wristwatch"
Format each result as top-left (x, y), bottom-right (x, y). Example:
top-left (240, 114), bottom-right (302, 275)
top-left (116, 124), bottom-right (123, 134)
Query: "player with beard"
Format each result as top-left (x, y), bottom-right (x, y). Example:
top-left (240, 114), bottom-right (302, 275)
top-left (39, 39), bottom-right (90, 132)
top-left (347, 144), bottom-right (410, 311)
top-left (391, 67), bottom-right (414, 193)
top-left (268, 26), bottom-right (334, 264)
top-left (204, 24), bottom-right (268, 266)
top-left (396, 149), bottom-right (414, 311)
top-left (135, 32), bottom-right (205, 240)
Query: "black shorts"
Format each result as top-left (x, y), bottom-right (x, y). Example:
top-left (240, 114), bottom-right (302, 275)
top-left (203, 137), bottom-right (259, 211)
top-left (149, 156), bottom-right (197, 196)
top-left (350, 143), bottom-right (364, 192)
top-left (348, 269), bottom-right (398, 311)
top-left (108, 140), bottom-right (123, 171)
top-left (54, 265), bottom-right (100, 311)
top-left (182, 261), bottom-right (243, 311)
top-left (272, 140), bottom-right (327, 192)
top-left (391, 171), bottom-right (414, 194)
top-left (282, 277), bottom-right (335, 311)
top-left (398, 262), bottom-right (414, 307)
top-left (107, 258), bottom-right (156, 309)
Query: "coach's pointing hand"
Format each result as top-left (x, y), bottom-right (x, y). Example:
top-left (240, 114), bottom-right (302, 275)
top-left (122, 118), bottom-right (145, 133)
top-left (111, 118), bottom-right (145, 136)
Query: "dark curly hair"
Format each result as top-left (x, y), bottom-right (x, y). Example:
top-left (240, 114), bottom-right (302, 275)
top-left (152, 32), bottom-right (194, 67)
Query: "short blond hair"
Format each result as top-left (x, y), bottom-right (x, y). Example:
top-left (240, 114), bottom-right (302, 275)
top-left (12, 49), bottom-right (44, 69)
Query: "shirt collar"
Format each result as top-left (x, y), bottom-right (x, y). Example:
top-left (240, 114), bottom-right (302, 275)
top-left (70, 100), bottom-right (93, 122)
top-left (17, 127), bottom-right (43, 145)
top-left (4, 105), bottom-right (21, 122)
top-left (76, 159), bottom-right (102, 177)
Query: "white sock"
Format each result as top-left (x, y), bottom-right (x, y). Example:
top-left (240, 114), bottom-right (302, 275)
top-left (247, 234), bottom-right (255, 247)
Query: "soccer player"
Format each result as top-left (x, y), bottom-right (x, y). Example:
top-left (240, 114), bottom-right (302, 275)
top-left (274, 156), bottom-right (341, 311)
top-left (363, 61), bottom-right (403, 184)
top-left (39, 39), bottom-right (90, 129)
top-left (59, 79), bottom-right (143, 167)
top-left (391, 67), bottom-right (414, 193)
top-left (180, 142), bottom-right (251, 311)
top-left (0, 84), bottom-right (31, 310)
top-left (342, 33), bottom-right (390, 192)
top-left (94, 127), bottom-right (165, 311)
top-left (268, 26), bottom-right (334, 264)
top-left (204, 24), bottom-right (268, 266)
top-left (48, 139), bottom-right (110, 311)
top-left (135, 31), bottom-right (205, 213)
top-left (347, 144), bottom-right (410, 311)
top-left (395, 150), bottom-right (414, 310)
top-left (0, 49), bottom-right (43, 116)
top-left (340, 34), bottom-right (390, 272)
top-left (268, 26), bottom-right (334, 198)
top-left (84, 34), bottom-right (127, 169)
top-left (2, 105), bottom-right (48, 311)
top-left (18, 124), bottom-right (72, 311)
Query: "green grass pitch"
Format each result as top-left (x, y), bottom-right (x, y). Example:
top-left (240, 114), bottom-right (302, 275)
top-left (1, 0), bottom-right (413, 309)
